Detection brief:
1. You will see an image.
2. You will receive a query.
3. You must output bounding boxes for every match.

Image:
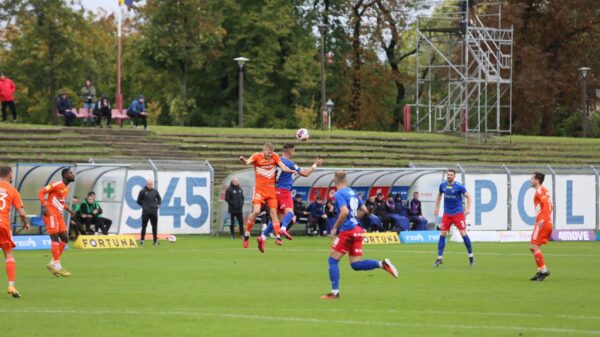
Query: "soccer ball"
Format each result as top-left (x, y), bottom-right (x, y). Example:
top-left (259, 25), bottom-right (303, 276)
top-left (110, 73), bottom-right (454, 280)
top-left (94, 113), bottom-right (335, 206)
top-left (296, 128), bottom-right (310, 142)
top-left (167, 235), bottom-right (177, 243)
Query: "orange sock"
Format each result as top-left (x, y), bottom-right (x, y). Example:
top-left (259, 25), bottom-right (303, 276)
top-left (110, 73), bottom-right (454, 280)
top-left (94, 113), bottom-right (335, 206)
top-left (5, 257), bottom-right (15, 283)
top-left (533, 251), bottom-right (545, 270)
top-left (273, 221), bottom-right (281, 236)
top-left (59, 241), bottom-right (67, 254)
top-left (51, 242), bottom-right (61, 262)
top-left (245, 219), bottom-right (255, 236)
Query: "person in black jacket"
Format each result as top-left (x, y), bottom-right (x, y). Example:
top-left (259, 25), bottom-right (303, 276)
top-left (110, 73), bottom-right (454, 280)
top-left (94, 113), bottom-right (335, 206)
top-left (225, 177), bottom-right (244, 238)
top-left (93, 96), bottom-right (112, 128)
top-left (137, 179), bottom-right (162, 245)
top-left (80, 192), bottom-right (112, 234)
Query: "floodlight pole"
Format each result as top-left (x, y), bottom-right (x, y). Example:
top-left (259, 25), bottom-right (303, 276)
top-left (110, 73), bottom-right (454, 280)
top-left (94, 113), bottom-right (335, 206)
top-left (579, 67), bottom-right (591, 137)
top-left (234, 57), bottom-right (249, 128)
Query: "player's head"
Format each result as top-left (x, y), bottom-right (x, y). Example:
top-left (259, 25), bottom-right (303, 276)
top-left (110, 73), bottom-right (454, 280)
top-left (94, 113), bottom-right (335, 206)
top-left (376, 192), bottom-right (384, 200)
top-left (531, 172), bottom-right (545, 188)
top-left (315, 195), bottom-right (323, 203)
top-left (86, 194), bottom-right (94, 203)
top-left (0, 166), bottom-right (13, 183)
top-left (394, 193), bottom-right (402, 201)
top-left (146, 179), bottom-right (154, 189)
top-left (62, 168), bottom-right (75, 183)
top-left (72, 196), bottom-right (79, 204)
top-left (413, 191), bottom-right (419, 200)
top-left (333, 170), bottom-right (347, 188)
top-left (294, 194), bottom-right (302, 201)
top-left (262, 142), bottom-right (275, 159)
top-left (282, 143), bottom-right (296, 158)
top-left (446, 169), bottom-right (456, 183)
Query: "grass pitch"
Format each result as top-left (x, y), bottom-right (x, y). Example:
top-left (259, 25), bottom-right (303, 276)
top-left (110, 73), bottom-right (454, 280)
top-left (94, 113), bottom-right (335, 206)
top-left (1, 237), bottom-right (599, 337)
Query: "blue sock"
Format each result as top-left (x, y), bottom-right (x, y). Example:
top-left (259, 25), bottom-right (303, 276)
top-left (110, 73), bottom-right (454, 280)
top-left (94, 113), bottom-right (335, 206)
top-left (462, 234), bottom-right (473, 255)
top-left (281, 211), bottom-right (294, 230)
top-left (328, 257), bottom-right (340, 290)
top-left (262, 221), bottom-right (273, 237)
top-left (437, 236), bottom-right (446, 257)
top-left (351, 260), bottom-right (380, 271)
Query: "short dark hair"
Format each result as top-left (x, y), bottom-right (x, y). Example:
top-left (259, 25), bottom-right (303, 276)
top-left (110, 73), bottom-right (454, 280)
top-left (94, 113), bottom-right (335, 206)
top-left (315, 195), bottom-right (322, 200)
top-left (447, 169), bottom-right (457, 174)
top-left (282, 143), bottom-right (295, 151)
top-left (295, 194), bottom-right (302, 198)
top-left (533, 172), bottom-right (545, 184)
top-left (87, 191), bottom-right (95, 197)
top-left (61, 168), bottom-right (71, 177)
top-left (73, 196), bottom-right (79, 199)
top-left (0, 166), bottom-right (11, 178)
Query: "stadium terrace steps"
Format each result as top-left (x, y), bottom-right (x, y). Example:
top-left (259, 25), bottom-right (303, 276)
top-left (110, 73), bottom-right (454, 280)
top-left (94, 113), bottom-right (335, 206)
top-left (2, 125), bottom-right (600, 186)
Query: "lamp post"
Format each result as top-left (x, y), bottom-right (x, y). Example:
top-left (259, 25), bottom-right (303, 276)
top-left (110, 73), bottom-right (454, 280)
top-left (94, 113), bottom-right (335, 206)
top-left (234, 57), bottom-right (249, 128)
top-left (318, 24), bottom-right (327, 129)
top-left (326, 99), bottom-right (334, 131)
top-left (579, 67), bottom-right (591, 137)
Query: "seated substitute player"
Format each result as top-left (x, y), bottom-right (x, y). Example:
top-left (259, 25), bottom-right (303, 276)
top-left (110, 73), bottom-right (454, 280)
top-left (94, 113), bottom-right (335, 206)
top-left (259, 143), bottom-right (322, 251)
top-left (238, 142), bottom-right (294, 250)
top-left (321, 171), bottom-right (398, 299)
top-left (433, 169), bottom-right (474, 267)
top-left (0, 166), bottom-right (29, 298)
top-left (38, 168), bottom-right (76, 277)
top-left (529, 172), bottom-right (552, 281)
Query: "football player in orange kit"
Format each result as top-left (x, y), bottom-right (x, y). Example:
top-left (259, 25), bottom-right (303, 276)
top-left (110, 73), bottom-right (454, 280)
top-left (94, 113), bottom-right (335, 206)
top-left (38, 168), bottom-right (75, 277)
top-left (238, 142), bottom-right (295, 250)
top-left (0, 166), bottom-right (29, 298)
top-left (529, 172), bottom-right (553, 281)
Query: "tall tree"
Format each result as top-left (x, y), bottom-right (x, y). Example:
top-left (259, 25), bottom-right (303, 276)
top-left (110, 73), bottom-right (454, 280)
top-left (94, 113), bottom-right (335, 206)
top-left (139, 0), bottom-right (225, 125)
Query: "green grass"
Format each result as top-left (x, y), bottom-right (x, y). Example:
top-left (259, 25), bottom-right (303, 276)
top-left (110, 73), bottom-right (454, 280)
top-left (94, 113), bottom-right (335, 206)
top-left (1, 237), bottom-right (599, 337)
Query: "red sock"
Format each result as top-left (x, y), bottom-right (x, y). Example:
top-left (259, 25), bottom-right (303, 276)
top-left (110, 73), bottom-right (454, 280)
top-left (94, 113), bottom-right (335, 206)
top-left (273, 221), bottom-right (281, 236)
top-left (59, 241), bottom-right (67, 254)
top-left (51, 242), bottom-right (61, 262)
top-left (533, 251), bottom-right (546, 270)
top-left (5, 257), bottom-right (15, 283)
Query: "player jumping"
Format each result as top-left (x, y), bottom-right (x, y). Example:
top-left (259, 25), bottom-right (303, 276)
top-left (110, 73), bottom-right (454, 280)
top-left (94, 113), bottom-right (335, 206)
top-left (258, 143), bottom-right (322, 252)
top-left (0, 166), bottom-right (29, 298)
top-left (529, 172), bottom-right (552, 281)
top-left (433, 169), bottom-right (474, 267)
top-left (321, 171), bottom-right (398, 299)
top-left (38, 168), bottom-right (76, 277)
top-left (238, 142), bottom-right (294, 250)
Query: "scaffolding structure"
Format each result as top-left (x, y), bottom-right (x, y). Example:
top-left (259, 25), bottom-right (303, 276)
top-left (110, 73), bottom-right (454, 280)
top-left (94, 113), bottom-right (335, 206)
top-left (414, 0), bottom-right (513, 138)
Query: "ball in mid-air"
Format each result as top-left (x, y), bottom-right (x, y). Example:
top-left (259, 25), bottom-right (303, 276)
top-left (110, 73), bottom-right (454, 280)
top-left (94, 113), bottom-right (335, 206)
top-left (296, 128), bottom-right (310, 142)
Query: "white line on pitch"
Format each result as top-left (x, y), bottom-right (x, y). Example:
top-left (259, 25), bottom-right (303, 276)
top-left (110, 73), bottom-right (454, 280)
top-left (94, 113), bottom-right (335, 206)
top-left (0, 308), bottom-right (598, 335)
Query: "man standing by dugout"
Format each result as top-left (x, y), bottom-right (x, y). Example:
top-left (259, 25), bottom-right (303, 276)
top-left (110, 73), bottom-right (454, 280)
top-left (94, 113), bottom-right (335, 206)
top-left (137, 179), bottom-right (162, 245)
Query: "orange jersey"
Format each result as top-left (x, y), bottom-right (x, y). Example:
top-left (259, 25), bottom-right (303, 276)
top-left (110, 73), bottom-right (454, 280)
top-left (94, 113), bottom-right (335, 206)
top-left (0, 181), bottom-right (23, 229)
top-left (38, 181), bottom-right (69, 213)
top-left (250, 152), bottom-right (281, 187)
top-left (534, 186), bottom-right (552, 224)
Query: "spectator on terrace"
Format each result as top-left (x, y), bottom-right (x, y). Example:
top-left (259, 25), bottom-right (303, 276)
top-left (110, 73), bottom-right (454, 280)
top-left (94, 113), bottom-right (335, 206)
top-left (93, 96), bottom-right (112, 128)
top-left (385, 194), bottom-right (410, 232)
top-left (127, 95), bottom-right (147, 130)
top-left (0, 72), bottom-right (17, 123)
top-left (307, 196), bottom-right (327, 236)
top-left (56, 91), bottom-right (77, 127)
top-left (408, 191), bottom-right (428, 231)
top-left (80, 79), bottom-right (97, 126)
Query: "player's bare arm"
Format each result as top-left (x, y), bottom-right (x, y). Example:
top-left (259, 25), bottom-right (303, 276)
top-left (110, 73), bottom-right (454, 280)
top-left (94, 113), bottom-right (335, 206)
top-left (330, 205), bottom-right (349, 240)
top-left (277, 161), bottom-right (295, 174)
top-left (464, 192), bottom-right (472, 216)
top-left (17, 207), bottom-right (29, 230)
top-left (434, 192), bottom-right (442, 216)
top-left (238, 156), bottom-right (253, 165)
top-left (300, 157), bottom-right (323, 177)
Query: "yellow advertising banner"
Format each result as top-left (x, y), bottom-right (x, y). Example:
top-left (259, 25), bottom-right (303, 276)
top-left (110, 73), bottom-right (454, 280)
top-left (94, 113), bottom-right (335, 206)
top-left (362, 232), bottom-right (401, 245)
top-left (74, 235), bottom-right (138, 249)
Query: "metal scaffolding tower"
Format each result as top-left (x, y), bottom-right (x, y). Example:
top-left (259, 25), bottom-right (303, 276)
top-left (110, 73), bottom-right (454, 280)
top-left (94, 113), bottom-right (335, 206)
top-left (414, 0), bottom-right (513, 138)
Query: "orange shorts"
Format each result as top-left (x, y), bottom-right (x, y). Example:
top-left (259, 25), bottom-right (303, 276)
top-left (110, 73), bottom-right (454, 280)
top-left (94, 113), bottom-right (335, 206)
top-left (531, 220), bottom-right (552, 246)
top-left (0, 227), bottom-right (16, 250)
top-left (44, 212), bottom-right (67, 235)
top-left (252, 186), bottom-right (277, 209)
